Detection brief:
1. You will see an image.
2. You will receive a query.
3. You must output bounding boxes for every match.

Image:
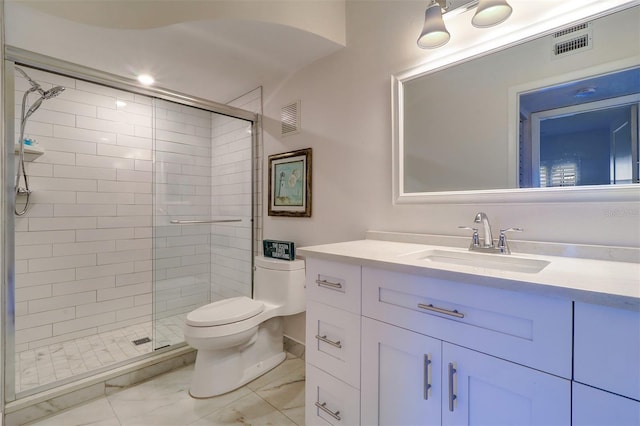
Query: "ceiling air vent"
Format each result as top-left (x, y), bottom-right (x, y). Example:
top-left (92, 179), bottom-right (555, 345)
top-left (281, 100), bottom-right (301, 137)
top-left (552, 22), bottom-right (592, 58)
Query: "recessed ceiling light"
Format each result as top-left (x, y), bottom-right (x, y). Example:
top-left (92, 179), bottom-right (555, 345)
top-left (575, 87), bottom-right (597, 98)
top-left (137, 74), bottom-right (155, 86)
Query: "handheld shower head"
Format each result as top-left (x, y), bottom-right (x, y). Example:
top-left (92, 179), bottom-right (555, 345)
top-left (15, 67), bottom-right (66, 216)
top-left (44, 86), bottom-right (65, 99)
top-left (15, 67), bottom-right (44, 95)
top-left (21, 86), bottom-right (65, 121)
top-left (24, 97), bottom-right (44, 121)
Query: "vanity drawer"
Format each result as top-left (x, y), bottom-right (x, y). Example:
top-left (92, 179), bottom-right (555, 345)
top-left (306, 363), bottom-right (360, 426)
top-left (361, 266), bottom-right (573, 378)
top-left (306, 300), bottom-right (361, 389)
top-left (574, 302), bottom-right (640, 401)
top-left (306, 258), bottom-right (362, 314)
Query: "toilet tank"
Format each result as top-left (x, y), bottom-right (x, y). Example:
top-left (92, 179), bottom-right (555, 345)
top-left (254, 256), bottom-right (305, 315)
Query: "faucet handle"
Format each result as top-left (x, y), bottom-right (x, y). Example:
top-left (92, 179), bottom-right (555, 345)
top-left (497, 227), bottom-right (523, 254)
top-left (458, 226), bottom-right (480, 248)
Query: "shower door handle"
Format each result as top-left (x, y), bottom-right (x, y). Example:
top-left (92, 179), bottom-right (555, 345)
top-left (170, 219), bottom-right (242, 224)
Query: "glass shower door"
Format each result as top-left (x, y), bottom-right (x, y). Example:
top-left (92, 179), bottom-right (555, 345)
top-left (152, 100), bottom-right (254, 350)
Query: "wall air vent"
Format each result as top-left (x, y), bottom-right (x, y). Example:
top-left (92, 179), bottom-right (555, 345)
top-left (553, 22), bottom-right (589, 38)
top-left (281, 100), bottom-right (301, 137)
top-left (552, 22), bottom-right (592, 58)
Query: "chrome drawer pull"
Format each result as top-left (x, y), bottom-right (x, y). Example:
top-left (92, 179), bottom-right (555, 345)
top-left (418, 303), bottom-right (465, 319)
top-left (315, 402), bottom-right (341, 421)
top-left (316, 279), bottom-right (343, 289)
top-left (448, 362), bottom-right (457, 412)
top-left (423, 354), bottom-right (432, 400)
top-left (315, 334), bottom-right (342, 348)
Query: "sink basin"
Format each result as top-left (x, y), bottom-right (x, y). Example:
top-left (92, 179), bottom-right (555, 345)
top-left (402, 249), bottom-right (550, 274)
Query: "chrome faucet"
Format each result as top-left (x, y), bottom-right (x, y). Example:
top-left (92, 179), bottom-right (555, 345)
top-left (459, 212), bottom-right (523, 254)
top-left (474, 212), bottom-right (494, 249)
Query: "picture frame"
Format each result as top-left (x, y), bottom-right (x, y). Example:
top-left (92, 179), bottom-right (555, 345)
top-left (268, 148), bottom-right (312, 217)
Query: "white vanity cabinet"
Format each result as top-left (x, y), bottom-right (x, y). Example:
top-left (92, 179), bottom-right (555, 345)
top-left (572, 302), bottom-right (640, 425)
top-left (361, 266), bottom-right (572, 426)
top-left (305, 258), bottom-right (362, 426)
top-left (572, 383), bottom-right (640, 426)
top-left (361, 266), bottom-right (573, 379)
top-left (361, 318), bottom-right (571, 426)
top-left (300, 243), bottom-right (639, 426)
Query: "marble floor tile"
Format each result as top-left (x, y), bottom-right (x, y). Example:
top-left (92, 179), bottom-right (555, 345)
top-left (25, 398), bottom-right (121, 426)
top-left (281, 406), bottom-right (305, 426)
top-left (27, 353), bottom-right (305, 426)
top-left (253, 366), bottom-right (305, 413)
top-left (188, 392), bottom-right (297, 426)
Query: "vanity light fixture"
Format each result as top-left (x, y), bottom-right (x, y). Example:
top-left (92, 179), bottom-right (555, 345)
top-left (417, 0), bottom-right (513, 49)
top-left (417, 0), bottom-right (451, 49)
top-left (471, 0), bottom-right (513, 28)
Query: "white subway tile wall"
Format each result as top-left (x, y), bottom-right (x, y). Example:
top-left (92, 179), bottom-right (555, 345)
top-left (14, 68), bottom-right (154, 360)
top-left (210, 88), bottom-right (261, 302)
top-left (152, 99), bottom-right (214, 322)
top-left (12, 67), bottom-right (258, 392)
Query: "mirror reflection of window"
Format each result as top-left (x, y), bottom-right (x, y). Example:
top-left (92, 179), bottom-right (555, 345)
top-left (612, 120), bottom-right (634, 184)
top-left (520, 67), bottom-right (640, 188)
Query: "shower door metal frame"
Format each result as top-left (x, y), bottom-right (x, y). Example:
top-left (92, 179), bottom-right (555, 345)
top-left (2, 46), bottom-right (259, 403)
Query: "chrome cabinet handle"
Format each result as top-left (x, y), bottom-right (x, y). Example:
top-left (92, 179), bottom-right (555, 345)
top-left (316, 279), bottom-right (342, 290)
top-left (448, 362), bottom-right (457, 412)
top-left (315, 402), bottom-right (341, 421)
top-left (315, 334), bottom-right (342, 348)
top-left (423, 354), bottom-right (432, 400)
top-left (418, 303), bottom-right (465, 319)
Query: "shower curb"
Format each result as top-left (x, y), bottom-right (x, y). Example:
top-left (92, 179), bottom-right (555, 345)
top-left (4, 346), bottom-right (196, 425)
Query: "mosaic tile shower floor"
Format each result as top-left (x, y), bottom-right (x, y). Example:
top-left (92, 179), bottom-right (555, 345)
top-left (15, 314), bottom-right (187, 394)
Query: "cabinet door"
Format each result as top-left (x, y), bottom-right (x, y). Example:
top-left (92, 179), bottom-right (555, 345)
top-left (574, 302), bottom-right (640, 401)
top-left (573, 382), bottom-right (640, 426)
top-left (442, 343), bottom-right (571, 426)
top-left (361, 317), bottom-right (442, 426)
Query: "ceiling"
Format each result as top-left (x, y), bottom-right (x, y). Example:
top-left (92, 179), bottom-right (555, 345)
top-left (5, 1), bottom-right (346, 103)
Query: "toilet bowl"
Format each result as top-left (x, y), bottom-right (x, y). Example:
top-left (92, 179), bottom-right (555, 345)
top-left (184, 256), bottom-right (305, 398)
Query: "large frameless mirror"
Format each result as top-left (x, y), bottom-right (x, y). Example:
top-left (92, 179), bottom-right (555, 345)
top-left (394, 5), bottom-right (640, 203)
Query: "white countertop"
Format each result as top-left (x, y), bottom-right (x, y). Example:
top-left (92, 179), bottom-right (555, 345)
top-left (297, 239), bottom-right (640, 311)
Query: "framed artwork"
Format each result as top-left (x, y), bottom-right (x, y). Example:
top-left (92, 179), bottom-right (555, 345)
top-left (268, 148), bottom-right (312, 217)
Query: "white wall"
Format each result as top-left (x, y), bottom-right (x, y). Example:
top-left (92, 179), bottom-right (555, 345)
top-left (263, 2), bottom-right (640, 342)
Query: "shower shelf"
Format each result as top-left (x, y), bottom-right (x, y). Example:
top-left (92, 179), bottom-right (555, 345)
top-left (14, 143), bottom-right (45, 161)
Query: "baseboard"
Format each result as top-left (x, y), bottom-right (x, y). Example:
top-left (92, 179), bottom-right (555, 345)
top-left (284, 335), bottom-right (305, 360)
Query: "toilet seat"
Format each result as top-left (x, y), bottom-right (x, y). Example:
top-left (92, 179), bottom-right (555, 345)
top-left (186, 297), bottom-right (264, 327)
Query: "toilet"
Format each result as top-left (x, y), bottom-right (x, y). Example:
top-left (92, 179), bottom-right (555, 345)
top-left (183, 256), bottom-right (305, 398)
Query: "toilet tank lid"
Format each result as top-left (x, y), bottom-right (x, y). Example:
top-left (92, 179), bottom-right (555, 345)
top-left (255, 256), bottom-right (305, 271)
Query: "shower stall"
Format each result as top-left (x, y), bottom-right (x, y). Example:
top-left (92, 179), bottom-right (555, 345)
top-left (2, 49), bottom-right (260, 405)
